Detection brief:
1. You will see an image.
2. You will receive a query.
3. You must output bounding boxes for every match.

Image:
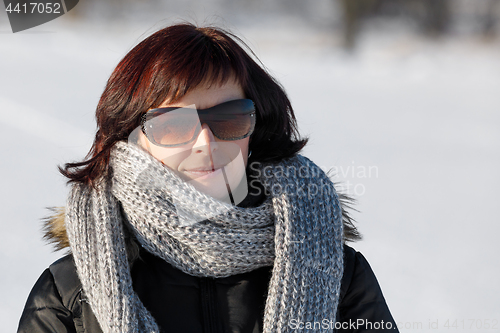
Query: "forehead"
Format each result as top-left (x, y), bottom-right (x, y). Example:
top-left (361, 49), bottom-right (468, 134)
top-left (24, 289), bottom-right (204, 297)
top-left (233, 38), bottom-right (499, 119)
top-left (159, 78), bottom-right (245, 109)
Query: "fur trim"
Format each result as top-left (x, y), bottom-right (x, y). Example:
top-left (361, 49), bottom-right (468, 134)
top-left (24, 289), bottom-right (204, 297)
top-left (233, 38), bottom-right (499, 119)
top-left (337, 188), bottom-right (362, 242)
top-left (42, 207), bottom-right (70, 251)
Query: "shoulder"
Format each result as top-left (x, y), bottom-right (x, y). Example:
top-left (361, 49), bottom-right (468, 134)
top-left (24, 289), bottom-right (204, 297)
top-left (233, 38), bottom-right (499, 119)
top-left (23, 254), bottom-right (82, 311)
top-left (338, 245), bottom-right (399, 331)
top-left (18, 254), bottom-right (84, 332)
top-left (48, 254), bottom-right (83, 309)
top-left (340, 245), bottom-right (385, 303)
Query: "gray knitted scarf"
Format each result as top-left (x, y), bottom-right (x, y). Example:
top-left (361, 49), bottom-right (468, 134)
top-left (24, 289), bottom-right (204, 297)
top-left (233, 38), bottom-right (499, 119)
top-left (65, 141), bottom-right (344, 333)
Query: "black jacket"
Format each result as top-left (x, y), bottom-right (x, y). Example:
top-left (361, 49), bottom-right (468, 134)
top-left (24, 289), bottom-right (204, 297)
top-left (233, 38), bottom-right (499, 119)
top-left (18, 244), bottom-right (398, 332)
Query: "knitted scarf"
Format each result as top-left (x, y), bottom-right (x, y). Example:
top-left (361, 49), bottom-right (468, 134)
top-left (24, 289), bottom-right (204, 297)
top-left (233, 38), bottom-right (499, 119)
top-left (65, 141), bottom-right (344, 333)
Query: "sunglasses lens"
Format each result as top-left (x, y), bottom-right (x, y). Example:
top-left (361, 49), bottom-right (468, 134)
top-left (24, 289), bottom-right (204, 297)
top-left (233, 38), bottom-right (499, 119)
top-left (208, 114), bottom-right (255, 140)
top-left (145, 109), bottom-right (199, 146)
top-left (202, 99), bottom-right (255, 140)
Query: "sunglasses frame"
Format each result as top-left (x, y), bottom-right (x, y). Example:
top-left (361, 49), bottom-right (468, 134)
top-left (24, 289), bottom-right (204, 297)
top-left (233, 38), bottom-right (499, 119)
top-left (141, 99), bottom-right (256, 148)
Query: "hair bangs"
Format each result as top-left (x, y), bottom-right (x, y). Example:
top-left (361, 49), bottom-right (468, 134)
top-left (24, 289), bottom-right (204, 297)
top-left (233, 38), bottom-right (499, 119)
top-left (153, 27), bottom-right (249, 106)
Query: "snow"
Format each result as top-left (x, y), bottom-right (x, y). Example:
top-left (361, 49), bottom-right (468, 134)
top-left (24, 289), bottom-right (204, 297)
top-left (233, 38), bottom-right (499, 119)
top-left (1, 4), bottom-right (499, 332)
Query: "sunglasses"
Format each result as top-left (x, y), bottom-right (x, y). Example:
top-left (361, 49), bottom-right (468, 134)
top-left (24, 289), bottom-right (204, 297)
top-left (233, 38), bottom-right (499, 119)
top-left (141, 99), bottom-right (256, 147)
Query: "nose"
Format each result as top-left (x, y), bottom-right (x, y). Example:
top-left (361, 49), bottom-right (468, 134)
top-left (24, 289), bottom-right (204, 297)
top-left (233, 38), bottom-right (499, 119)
top-left (192, 123), bottom-right (218, 154)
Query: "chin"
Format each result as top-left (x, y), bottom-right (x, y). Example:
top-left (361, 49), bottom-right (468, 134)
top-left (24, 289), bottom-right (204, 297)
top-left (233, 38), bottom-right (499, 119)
top-left (188, 167), bottom-right (247, 204)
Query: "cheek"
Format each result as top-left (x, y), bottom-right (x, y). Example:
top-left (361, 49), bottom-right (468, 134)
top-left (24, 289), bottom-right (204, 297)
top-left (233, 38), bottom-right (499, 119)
top-left (236, 138), bottom-right (250, 166)
top-left (156, 149), bottom-right (190, 171)
top-left (138, 133), bottom-right (190, 171)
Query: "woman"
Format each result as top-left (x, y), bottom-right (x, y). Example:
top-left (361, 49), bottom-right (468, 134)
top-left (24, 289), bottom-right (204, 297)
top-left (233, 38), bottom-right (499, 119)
top-left (18, 23), bottom-right (398, 332)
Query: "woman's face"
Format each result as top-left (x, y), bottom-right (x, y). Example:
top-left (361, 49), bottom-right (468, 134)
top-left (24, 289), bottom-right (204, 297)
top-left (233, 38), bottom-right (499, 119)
top-left (137, 79), bottom-right (251, 202)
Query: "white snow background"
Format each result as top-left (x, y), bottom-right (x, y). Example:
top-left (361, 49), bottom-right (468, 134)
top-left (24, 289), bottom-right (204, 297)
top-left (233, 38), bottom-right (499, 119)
top-left (1, 1), bottom-right (499, 332)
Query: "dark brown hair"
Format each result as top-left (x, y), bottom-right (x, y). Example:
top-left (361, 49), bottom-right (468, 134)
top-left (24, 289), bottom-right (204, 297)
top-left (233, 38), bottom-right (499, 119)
top-left (60, 23), bottom-right (308, 186)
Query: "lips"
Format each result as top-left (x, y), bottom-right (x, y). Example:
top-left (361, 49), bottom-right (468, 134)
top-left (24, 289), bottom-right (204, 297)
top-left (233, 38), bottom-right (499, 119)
top-left (183, 166), bottom-right (225, 179)
top-left (185, 165), bottom-right (224, 172)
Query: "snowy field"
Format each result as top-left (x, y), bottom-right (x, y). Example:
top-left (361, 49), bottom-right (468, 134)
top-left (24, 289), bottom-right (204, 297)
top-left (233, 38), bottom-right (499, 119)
top-left (1, 2), bottom-right (499, 332)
